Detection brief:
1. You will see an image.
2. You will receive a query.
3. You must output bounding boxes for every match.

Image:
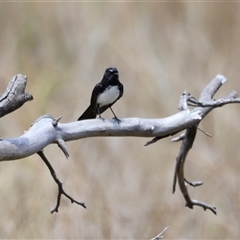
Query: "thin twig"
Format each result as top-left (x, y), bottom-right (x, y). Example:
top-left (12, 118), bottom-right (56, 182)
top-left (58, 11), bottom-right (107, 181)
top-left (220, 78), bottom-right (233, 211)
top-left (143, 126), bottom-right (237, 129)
top-left (37, 150), bottom-right (86, 213)
top-left (151, 226), bottom-right (169, 240)
top-left (195, 126), bottom-right (212, 138)
top-left (184, 178), bottom-right (203, 187)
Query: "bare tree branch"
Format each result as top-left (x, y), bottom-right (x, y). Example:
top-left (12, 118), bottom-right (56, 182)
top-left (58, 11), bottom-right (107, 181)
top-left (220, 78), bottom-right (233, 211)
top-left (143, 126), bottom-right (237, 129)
top-left (151, 226), bottom-right (169, 240)
top-left (37, 150), bottom-right (86, 213)
top-left (0, 74), bottom-right (33, 118)
top-left (172, 125), bottom-right (217, 215)
top-left (0, 111), bottom-right (202, 161)
top-left (172, 75), bottom-right (231, 215)
top-left (0, 74), bottom-right (239, 215)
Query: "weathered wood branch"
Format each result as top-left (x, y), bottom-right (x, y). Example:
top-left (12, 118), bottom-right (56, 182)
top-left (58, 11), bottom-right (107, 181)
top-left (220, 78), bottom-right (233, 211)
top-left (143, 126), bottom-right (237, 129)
top-left (0, 74), bottom-right (33, 118)
top-left (0, 74), bottom-right (239, 215)
top-left (172, 75), bottom-right (238, 215)
top-left (0, 111), bottom-right (203, 161)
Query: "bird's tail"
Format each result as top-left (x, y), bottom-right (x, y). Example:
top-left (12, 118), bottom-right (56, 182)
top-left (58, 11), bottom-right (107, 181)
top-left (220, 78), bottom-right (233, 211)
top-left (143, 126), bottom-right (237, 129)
top-left (78, 105), bottom-right (96, 121)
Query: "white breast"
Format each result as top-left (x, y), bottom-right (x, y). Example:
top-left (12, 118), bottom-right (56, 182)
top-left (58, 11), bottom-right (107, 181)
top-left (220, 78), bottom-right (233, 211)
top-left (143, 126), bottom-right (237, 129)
top-left (97, 85), bottom-right (119, 107)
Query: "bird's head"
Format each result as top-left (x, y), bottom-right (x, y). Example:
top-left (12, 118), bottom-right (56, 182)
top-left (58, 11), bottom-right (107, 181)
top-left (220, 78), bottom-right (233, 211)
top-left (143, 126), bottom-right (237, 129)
top-left (104, 67), bottom-right (119, 80)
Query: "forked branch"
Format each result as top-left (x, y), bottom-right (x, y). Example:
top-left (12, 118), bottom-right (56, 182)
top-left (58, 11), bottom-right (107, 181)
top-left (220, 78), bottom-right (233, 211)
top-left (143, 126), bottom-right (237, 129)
top-left (171, 75), bottom-right (238, 215)
top-left (37, 150), bottom-right (86, 213)
top-left (0, 74), bottom-right (240, 214)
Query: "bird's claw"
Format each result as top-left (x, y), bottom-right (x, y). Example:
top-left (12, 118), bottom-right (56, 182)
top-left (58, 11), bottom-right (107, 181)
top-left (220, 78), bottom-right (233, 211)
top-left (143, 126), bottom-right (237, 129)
top-left (113, 117), bottom-right (121, 124)
top-left (99, 116), bottom-right (105, 122)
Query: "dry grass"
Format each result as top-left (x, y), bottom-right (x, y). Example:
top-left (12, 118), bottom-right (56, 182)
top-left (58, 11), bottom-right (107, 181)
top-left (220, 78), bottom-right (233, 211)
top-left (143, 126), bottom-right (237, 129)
top-left (0, 2), bottom-right (240, 239)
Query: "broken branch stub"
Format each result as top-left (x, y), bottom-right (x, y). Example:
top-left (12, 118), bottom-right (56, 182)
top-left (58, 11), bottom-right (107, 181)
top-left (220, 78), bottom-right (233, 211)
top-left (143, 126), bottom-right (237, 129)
top-left (0, 74), bottom-right (33, 118)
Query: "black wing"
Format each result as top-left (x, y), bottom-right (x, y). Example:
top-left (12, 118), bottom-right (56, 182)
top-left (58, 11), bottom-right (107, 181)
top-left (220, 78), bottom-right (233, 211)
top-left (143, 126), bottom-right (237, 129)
top-left (77, 83), bottom-right (103, 121)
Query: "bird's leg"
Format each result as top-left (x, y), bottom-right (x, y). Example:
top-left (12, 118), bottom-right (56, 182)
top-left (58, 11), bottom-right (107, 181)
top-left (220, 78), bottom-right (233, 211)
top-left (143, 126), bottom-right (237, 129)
top-left (97, 105), bottom-right (104, 121)
top-left (109, 106), bottom-right (121, 124)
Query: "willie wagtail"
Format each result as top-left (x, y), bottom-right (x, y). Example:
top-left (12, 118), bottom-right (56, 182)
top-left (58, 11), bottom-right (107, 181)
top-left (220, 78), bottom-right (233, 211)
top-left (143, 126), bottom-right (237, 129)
top-left (78, 67), bottom-right (124, 123)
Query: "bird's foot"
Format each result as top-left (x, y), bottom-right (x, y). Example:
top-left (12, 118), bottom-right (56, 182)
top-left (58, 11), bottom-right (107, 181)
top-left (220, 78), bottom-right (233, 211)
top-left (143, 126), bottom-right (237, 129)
top-left (113, 116), bottom-right (121, 124)
top-left (98, 116), bottom-right (105, 122)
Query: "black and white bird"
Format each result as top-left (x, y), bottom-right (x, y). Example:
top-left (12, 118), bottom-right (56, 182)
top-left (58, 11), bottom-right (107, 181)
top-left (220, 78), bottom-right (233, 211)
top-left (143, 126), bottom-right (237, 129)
top-left (78, 67), bottom-right (124, 123)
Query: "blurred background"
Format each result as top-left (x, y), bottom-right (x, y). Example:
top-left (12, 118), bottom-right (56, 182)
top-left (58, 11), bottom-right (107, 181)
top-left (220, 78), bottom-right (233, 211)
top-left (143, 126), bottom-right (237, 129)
top-left (0, 2), bottom-right (240, 239)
